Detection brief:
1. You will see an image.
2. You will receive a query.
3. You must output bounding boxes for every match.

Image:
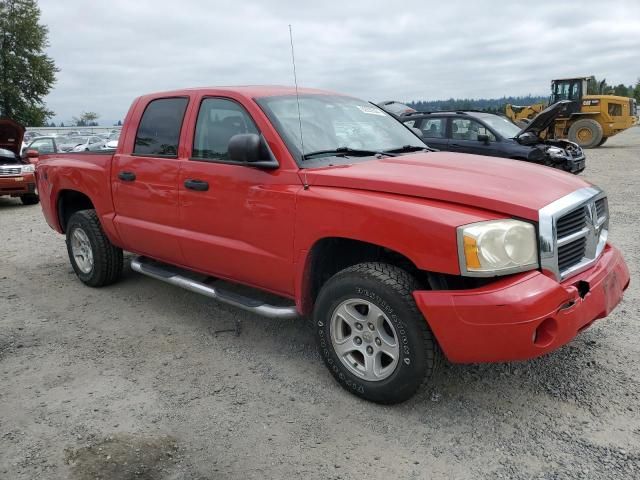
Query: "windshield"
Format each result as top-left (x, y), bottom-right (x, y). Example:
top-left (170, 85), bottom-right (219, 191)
top-left (0, 147), bottom-right (16, 159)
top-left (468, 112), bottom-right (521, 138)
top-left (256, 94), bottom-right (424, 165)
top-left (66, 137), bottom-right (87, 144)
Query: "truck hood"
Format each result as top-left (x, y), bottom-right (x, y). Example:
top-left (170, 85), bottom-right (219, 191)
top-left (0, 118), bottom-right (25, 156)
top-left (304, 152), bottom-right (590, 220)
top-left (515, 100), bottom-right (570, 139)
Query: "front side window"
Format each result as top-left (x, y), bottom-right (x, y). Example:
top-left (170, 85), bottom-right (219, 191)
top-left (451, 119), bottom-right (496, 141)
top-left (192, 98), bottom-right (259, 160)
top-left (29, 138), bottom-right (55, 153)
top-left (257, 94), bottom-right (424, 165)
top-left (419, 118), bottom-right (445, 138)
top-left (468, 113), bottom-right (518, 138)
top-left (134, 97), bottom-right (189, 157)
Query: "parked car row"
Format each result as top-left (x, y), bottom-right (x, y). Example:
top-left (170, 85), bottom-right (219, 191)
top-left (20, 129), bottom-right (121, 155)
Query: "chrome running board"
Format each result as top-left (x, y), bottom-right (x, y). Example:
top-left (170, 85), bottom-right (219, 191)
top-left (130, 256), bottom-right (299, 320)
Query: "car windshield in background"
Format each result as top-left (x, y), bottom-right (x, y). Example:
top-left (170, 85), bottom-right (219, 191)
top-left (66, 137), bottom-right (87, 144)
top-left (468, 112), bottom-right (521, 138)
top-left (257, 94), bottom-right (424, 165)
top-left (0, 148), bottom-right (16, 159)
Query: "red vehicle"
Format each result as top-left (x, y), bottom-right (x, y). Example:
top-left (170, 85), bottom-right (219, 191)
top-left (34, 86), bottom-right (629, 404)
top-left (0, 119), bottom-right (39, 205)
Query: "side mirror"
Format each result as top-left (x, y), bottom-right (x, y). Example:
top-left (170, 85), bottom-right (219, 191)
top-left (411, 127), bottom-right (424, 138)
top-left (228, 133), bottom-right (262, 162)
top-left (228, 133), bottom-right (279, 169)
top-left (26, 149), bottom-right (40, 162)
top-left (477, 134), bottom-right (490, 144)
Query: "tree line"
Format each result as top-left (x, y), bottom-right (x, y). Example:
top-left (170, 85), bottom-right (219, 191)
top-left (407, 77), bottom-right (640, 113)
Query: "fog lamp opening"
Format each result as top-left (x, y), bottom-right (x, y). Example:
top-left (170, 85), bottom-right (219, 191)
top-left (533, 318), bottom-right (558, 347)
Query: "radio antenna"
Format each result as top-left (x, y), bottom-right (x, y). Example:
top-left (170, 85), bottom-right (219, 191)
top-left (289, 24), bottom-right (309, 189)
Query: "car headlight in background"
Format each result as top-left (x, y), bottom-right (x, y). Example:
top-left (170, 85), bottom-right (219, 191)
top-left (21, 164), bottom-right (35, 173)
top-left (546, 146), bottom-right (565, 158)
top-left (458, 219), bottom-right (538, 276)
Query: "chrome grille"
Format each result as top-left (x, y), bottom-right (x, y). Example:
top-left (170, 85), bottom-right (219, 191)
top-left (539, 187), bottom-right (608, 280)
top-left (556, 206), bottom-right (587, 237)
top-left (0, 166), bottom-right (22, 176)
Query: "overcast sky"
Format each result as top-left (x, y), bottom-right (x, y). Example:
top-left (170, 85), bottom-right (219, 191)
top-left (39, 0), bottom-right (640, 125)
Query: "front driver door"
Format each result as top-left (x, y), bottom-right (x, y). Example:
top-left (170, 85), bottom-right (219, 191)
top-left (448, 118), bottom-right (500, 157)
top-left (178, 96), bottom-right (297, 297)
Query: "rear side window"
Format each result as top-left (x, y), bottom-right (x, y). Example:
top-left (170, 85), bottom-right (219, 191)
top-left (192, 98), bottom-right (258, 161)
top-left (134, 97), bottom-right (189, 157)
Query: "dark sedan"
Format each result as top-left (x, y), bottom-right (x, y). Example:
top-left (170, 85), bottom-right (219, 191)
top-left (401, 102), bottom-right (585, 174)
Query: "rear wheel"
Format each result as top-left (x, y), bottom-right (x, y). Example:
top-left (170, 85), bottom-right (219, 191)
top-left (66, 210), bottom-right (123, 287)
top-left (568, 119), bottom-right (603, 148)
top-left (20, 193), bottom-right (39, 205)
top-left (313, 262), bottom-right (441, 404)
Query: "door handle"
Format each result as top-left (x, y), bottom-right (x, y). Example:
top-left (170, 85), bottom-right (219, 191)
top-left (184, 179), bottom-right (209, 191)
top-left (450, 143), bottom-right (461, 147)
top-left (118, 171), bottom-right (136, 182)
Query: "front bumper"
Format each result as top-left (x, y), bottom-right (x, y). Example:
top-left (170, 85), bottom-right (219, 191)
top-left (414, 245), bottom-right (629, 363)
top-left (558, 155), bottom-right (585, 174)
top-left (0, 173), bottom-right (36, 196)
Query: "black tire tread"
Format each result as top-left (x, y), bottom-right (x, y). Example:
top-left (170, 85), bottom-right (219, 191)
top-left (568, 118), bottom-right (603, 149)
top-left (318, 262), bottom-right (442, 403)
top-left (67, 210), bottom-right (123, 287)
top-left (20, 193), bottom-right (39, 205)
top-left (338, 262), bottom-right (442, 375)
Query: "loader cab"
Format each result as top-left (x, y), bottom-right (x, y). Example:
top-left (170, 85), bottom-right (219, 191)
top-left (550, 78), bottom-right (588, 115)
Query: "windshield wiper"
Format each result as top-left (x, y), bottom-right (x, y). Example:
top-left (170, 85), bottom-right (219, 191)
top-left (383, 145), bottom-right (431, 154)
top-left (302, 147), bottom-right (395, 160)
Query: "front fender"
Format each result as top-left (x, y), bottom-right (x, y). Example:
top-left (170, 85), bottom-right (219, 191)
top-left (292, 186), bottom-right (503, 311)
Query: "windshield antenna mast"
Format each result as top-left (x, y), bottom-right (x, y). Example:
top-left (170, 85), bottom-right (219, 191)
top-left (289, 24), bottom-right (309, 189)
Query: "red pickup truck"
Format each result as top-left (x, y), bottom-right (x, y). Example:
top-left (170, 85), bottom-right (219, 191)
top-left (35, 86), bottom-right (629, 404)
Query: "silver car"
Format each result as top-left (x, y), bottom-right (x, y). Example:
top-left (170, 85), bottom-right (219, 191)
top-left (58, 136), bottom-right (105, 152)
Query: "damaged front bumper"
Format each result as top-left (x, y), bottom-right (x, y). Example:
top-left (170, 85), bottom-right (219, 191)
top-left (413, 245), bottom-right (629, 363)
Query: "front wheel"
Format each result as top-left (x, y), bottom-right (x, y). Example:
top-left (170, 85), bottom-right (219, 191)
top-left (66, 210), bottom-right (123, 287)
top-left (313, 262), bottom-right (441, 404)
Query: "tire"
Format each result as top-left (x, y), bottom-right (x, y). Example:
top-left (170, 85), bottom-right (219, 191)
top-left (597, 136), bottom-right (608, 147)
top-left (20, 193), bottom-right (39, 205)
top-left (66, 210), bottom-right (123, 287)
top-left (568, 119), bottom-right (603, 149)
top-left (313, 262), bottom-right (441, 404)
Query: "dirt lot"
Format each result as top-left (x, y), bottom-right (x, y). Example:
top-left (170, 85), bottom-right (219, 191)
top-left (1, 129), bottom-right (639, 480)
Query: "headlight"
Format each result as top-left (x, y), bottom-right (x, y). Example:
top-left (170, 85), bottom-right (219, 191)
top-left (21, 164), bottom-right (35, 173)
top-left (458, 219), bottom-right (538, 276)
top-left (546, 147), bottom-right (565, 158)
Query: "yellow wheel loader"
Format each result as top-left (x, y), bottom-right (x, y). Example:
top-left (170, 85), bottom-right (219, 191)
top-left (506, 77), bottom-right (638, 148)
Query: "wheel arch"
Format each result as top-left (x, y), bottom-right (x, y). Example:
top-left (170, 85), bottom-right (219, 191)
top-left (56, 189), bottom-right (96, 232)
top-left (296, 236), bottom-right (446, 316)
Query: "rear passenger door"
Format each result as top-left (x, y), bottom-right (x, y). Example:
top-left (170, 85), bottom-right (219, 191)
top-left (111, 96), bottom-right (190, 264)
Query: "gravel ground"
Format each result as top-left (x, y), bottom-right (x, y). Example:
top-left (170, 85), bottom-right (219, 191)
top-left (1, 128), bottom-right (639, 480)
